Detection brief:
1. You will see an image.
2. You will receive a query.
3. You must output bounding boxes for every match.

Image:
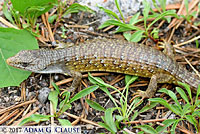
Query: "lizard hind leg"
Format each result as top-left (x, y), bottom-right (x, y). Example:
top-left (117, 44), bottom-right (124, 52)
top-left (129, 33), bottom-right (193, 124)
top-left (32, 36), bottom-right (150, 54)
top-left (131, 73), bottom-right (175, 101)
top-left (64, 70), bottom-right (82, 92)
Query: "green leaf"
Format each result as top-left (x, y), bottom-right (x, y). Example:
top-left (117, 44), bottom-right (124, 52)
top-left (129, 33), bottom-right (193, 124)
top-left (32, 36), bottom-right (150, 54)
top-left (51, 82), bottom-right (60, 94)
top-left (185, 115), bottom-right (197, 126)
top-left (98, 122), bottom-right (114, 133)
top-left (176, 87), bottom-right (189, 104)
top-left (19, 114), bottom-right (52, 126)
top-left (181, 104), bottom-right (192, 117)
top-left (88, 73), bottom-right (118, 90)
top-left (123, 32), bottom-right (131, 41)
top-left (105, 108), bottom-right (117, 133)
top-left (151, 28), bottom-right (159, 39)
top-left (170, 119), bottom-right (182, 134)
top-left (63, 3), bottom-right (94, 17)
top-left (58, 119), bottom-right (72, 126)
top-left (156, 119), bottom-right (176, 132)
top-left (86, 99), bottom-right (105, 112)
top-left (48, 14), bottom-right (57, 23)
top-left (3, 0), bottom-right (15, 24)
top-left (195, 85), bottom-right (200, 104)
top-left (125, 75), bottom-right (134, 85)
top-left (48, 90), bottom-right (59, 112)
top-left (69, 85), bottom-right (99, 103)
top-left (0, 28), bottom-right (38, 88)
top-left (142, 0), bottom-right (151, 29)
top-left (11, 0), bottom-right (57, 17)
top-left (98, 6), bottom-right (120, 21)
top-left (159, 88), bottom-right (182, 109)
top-left (99, 86), bottom-right (120, 113)
top-left (131, 110), bottom-right (139, 121)
top-left (99, 19), bottom-right (141, 31)
top-left (134, 125), bottom-right (158, 134)
top-left (59, 95), bottom-right (71, 115)
top-left (130, 30), bottom-right (144, 42)
top-left (129, 12), bottom-right (141, 25)
top-left (114, 0), bottom-right (125, 22)
top-left (139, 102), bottom-right (158, 113)
top-left (177, 82), bottom-right (192, 100)
top-left (115, 115), bottom-right (125, 122)
top-left (149, 98), bottom-right (178, 114)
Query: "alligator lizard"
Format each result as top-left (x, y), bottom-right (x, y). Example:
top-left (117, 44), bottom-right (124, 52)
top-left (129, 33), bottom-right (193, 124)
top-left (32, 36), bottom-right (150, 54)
top-left (6, 39), bottom-right (200, 98)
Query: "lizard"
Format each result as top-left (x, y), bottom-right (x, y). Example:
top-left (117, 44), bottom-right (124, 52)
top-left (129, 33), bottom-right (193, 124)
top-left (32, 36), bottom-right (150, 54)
top-left (6, 38), bottom-right (200, 98)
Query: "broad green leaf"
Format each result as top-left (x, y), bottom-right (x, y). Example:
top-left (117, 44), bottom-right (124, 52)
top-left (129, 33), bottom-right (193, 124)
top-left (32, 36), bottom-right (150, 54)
top-left (124, 75), bottom-right (138, 89)
top-left (48, 90), bottom-right (59, 112)
top-left (134, 125), bottom-right (158, 134)
top-left (130, 30), bottom-right (144, 42)
top-left (86, 99), bottom-right (105, 112)
top-left (58, 119), bottom-right (72, 126)
top-left (19, 114), bottom-right (52, 126)
top-left (123, 32), bottom-right (131, 41)
top-left (105, 108), bottom-right (117, 133)
top-left (156, 119), bottom-right (176, 133)
top-left (176, 87), bottom-right (189, 104)
top-left (11, 0), bottom-right (57, 17)
top-left (0, 28), bottom-right (38, 88)
top-left (69, 85), bottom-right (99, 103)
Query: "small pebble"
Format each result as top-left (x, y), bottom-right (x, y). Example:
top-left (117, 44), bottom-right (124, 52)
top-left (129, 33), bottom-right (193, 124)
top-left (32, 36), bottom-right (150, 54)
top-left (38, 87), bottom-right (51, 104)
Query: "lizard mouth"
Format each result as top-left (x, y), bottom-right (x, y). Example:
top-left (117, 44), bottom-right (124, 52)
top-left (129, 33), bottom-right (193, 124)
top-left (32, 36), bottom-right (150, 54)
top-left (6, 56), bottom-right (18, 67)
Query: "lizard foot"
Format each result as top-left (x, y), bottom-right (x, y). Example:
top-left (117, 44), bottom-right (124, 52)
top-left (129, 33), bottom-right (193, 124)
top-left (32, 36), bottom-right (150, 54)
top-left (61, 87), bottom-right (76, 96)
top-left (66, 87), bottom-right (76, 92)
top-left (130, 90), bottom-right (149, 103)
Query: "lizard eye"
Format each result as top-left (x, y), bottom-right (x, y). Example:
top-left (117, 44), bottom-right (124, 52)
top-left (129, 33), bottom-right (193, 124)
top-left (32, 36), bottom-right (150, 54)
top-left (21, 62), bottom-right (29, 67)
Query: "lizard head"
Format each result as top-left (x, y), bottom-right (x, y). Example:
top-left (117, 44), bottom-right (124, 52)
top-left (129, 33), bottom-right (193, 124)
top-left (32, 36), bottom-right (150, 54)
top-left (6, 50), bottom-right (47, 73)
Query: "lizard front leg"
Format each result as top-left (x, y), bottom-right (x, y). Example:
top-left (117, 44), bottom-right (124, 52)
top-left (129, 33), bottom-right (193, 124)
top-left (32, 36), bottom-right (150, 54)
top-left (132, 73), bottom-right (175, 99)
top-left (64, 70), bottom-right (82, 92)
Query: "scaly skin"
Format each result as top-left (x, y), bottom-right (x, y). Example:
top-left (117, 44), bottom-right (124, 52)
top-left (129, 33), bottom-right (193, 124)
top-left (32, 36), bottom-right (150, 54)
top-left (6, 39), bottom-right (200, 97)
